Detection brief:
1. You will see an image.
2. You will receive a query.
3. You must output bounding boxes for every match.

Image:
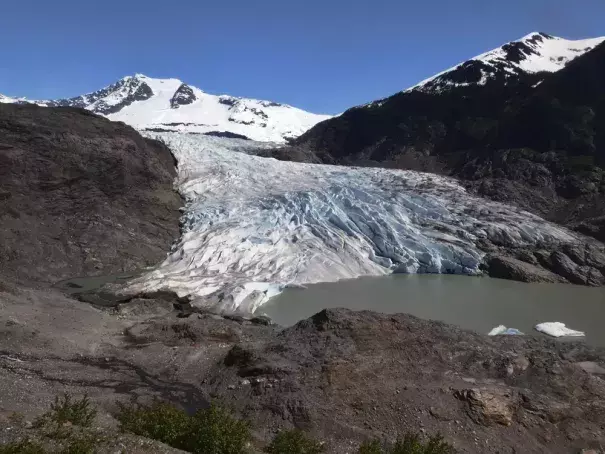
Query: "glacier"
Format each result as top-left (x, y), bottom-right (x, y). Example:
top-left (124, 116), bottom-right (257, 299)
top-left (126, 133), bottom-right (579, 313)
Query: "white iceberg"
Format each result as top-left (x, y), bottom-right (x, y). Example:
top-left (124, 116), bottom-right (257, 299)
top-left (488, 325), bottom-right (524, 336)
top-left (535, 322), bottom-right (585, 338)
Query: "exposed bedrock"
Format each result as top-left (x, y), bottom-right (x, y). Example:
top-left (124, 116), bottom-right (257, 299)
top-left (0, 104), bottom-right (181, 285)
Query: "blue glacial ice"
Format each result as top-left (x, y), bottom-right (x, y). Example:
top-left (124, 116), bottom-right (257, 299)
top-left (126, 133), bottom-right (579, 313)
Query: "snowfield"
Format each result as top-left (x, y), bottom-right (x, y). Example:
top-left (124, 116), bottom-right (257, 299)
top-left (410, 32), bottom-right (605, 93)
top-left (126, 133), bottom-right (578, 313)
top-left (0, 75), bottom-right (331, 143)
top-left (106, 76), bottom-right (331, 142)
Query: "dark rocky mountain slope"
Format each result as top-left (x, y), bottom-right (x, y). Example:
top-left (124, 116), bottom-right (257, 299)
top-left (287, 41), bottom-right (605, 242)
top-left (0, 104), bottom-right (181, 285)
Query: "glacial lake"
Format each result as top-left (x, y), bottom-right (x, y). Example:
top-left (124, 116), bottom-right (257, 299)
top-left (259, 274), bottom-right (605, 347)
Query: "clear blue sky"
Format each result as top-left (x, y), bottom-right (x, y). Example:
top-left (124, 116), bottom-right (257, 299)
top-left (1, 0), bottom-right (603, 114)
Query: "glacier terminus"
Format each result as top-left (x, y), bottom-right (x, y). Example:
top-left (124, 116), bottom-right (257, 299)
top-left (126, 133), bottom-right (579, 313)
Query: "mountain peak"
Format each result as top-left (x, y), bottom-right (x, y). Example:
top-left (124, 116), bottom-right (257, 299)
top-left (520, 31), bottom-right (554, 41)
top-left (1, 74), bottom-right (331, 142)
top-left (0, 93), bottom-right (28, 104)
top-left (407, 32), bottom-right (605, 94)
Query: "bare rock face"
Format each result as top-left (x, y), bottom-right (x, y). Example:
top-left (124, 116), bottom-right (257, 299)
top-left (194, 308), bottom-right (605, 453)
top-left (484, 243), bottom-right (605, 286)
top-left (116, 298), bottom-right (176, 318)
top-left (563, 244), bottom-right (605, 273)
top-left (572, 216), bottom-right (605, 242)
top-left (0, 104), bottom-right (181, 285)
top-left (550, 251), bottom-right (605, 286)
top-left (455, 388), bottom-right (517, 426)
top-left (170, 84), bottom-right (196, 109)
top-left (485, 255), bottom-right (566, 283)
top-left (576, 361), bottom-right (605, 375)
top-left (94, 80), bottom-right (154, 114)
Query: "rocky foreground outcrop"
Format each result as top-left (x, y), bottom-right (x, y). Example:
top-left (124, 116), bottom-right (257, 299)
top-left (1, 288), bottom-right (604, 453)
top-left (204, 308), bottom-right (605, 453)
top-left (0, 104), bottom-right (181, 285)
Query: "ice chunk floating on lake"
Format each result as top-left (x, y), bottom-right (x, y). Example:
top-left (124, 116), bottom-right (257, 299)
top-left (535, 322), bottom-right (585, 338)
top-left (488, 325), bottom-right (524, 336)
top-left (127, 133), bottom-right (579, 313)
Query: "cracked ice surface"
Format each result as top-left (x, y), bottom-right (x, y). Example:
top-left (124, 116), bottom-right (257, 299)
top-left (127, 133), bottom-right (578, 313)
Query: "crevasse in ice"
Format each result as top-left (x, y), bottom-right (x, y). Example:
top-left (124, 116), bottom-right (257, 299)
top-left (126, 133), bottom-right (578, 313)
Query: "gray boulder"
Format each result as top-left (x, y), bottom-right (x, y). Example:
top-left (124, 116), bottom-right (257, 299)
top-left (550, 251), bottom-right (605, 286)
top-left (485, 255), bottom-right (566, 284)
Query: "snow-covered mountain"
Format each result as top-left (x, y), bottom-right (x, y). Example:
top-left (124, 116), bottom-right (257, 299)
top-left (0, 74), bottom-right (331, 142)
top-left (292, 31), bottom-right (605, 169)
top-left (126, 132), bottom-right (579, 313)
top-left (409, 32), bottom-right (605, 93)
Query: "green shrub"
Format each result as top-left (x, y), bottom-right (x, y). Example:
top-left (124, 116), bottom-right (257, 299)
top-left (116, 400), bottom-right (190, 447)
top-left (390, 433), bottom-right (454, 454)
top-left (0, 395), bottom-right (101, 453)
top-left (0, 435), bottom-right (96, 454)
top-left (0, 440), bottom-right (45, 454)
top-left (358, 440), bottom-right (383, 454)
top-left (7, 413), bottom-right (25, 427)
top-left (183, 404), bottom-right (251, 454)
top-left (265, 429), bottom-right (323, 454)
top-left (35, 394), bottom-right (97, 430)
top-left (116, 400), bottom-right (251, 454)
top-left (357, 433), bottom-right (455, 454)
top-left (59, 434), bottom-right (96, 454)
